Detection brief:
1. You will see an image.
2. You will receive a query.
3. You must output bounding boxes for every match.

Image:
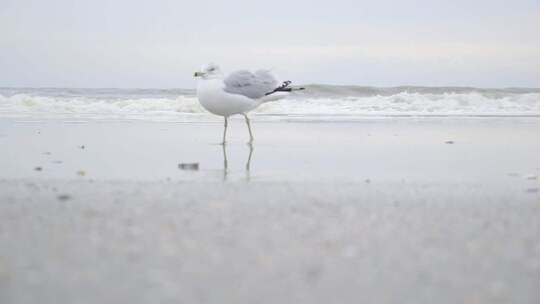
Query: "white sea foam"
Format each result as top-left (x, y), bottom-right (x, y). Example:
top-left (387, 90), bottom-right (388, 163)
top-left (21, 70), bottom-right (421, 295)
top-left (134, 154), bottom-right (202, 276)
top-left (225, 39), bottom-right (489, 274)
top-left (1, 87), bottom-right (540, 121)
top-left (0, 94), bottom-right (205, 121)
top-left (258, 92), bottom-right (540, 116)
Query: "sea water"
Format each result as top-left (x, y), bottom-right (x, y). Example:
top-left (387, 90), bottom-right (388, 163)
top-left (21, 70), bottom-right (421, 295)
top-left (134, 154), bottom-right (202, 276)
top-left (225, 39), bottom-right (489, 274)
top-left (1, 86), bottom-right (540, 121)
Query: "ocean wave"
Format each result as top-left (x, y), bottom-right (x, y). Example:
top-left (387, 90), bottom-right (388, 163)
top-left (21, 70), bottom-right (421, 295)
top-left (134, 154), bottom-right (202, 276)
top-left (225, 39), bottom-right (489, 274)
top-left (0, 94), bottom-right (205, 120)
top-left (258, 92), bottom-right (540, 116)
top-left (299, 85), bottom-right (540, 98)
top-left (1, 87), bottom-right (540, 120)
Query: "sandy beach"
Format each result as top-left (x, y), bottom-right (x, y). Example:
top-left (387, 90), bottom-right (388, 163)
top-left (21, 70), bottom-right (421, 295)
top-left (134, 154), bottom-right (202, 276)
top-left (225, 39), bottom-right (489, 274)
top-left (1, 117), bottom-right (539, 303)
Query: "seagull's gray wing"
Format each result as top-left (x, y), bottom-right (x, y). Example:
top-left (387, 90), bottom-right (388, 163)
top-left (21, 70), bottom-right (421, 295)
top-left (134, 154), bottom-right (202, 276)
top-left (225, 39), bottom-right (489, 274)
top-left (223, 70), bottom-right (279, 99)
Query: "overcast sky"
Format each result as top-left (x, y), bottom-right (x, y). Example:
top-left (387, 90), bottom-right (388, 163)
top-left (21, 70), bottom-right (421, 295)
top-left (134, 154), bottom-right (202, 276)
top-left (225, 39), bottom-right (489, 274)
top-left (1, 0), bottom-right (539, 88)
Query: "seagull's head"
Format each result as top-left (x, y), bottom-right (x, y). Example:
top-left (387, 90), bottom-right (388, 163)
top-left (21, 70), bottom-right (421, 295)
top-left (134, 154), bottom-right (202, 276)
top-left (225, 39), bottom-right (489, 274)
top-left (194, 63), bottom-right (223, 79)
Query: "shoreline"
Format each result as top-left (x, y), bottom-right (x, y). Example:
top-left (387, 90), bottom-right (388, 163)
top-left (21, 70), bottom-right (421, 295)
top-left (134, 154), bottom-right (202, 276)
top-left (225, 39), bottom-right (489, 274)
top-left (1, 117), bottom-right (539, 182)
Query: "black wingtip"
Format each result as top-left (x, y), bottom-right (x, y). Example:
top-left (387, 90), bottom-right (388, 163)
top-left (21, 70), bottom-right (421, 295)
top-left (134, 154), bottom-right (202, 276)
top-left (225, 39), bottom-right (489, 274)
top-left (280, 80), bottom-right (292, 88)
top-left (265, 81), bottom-right (304, 95)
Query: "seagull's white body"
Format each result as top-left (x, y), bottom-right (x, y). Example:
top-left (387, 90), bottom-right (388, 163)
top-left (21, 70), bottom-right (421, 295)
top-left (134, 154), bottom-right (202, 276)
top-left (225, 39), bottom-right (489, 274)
top-left (197, 78), bottom-right (261, 117)
top-left (194, 63), bottom-right (303, 144)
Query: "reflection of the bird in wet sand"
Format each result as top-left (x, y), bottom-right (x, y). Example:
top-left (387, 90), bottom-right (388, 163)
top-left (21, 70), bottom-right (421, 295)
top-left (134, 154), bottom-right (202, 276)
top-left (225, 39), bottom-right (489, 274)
top-left (221, 143), bottom-right (254, 181)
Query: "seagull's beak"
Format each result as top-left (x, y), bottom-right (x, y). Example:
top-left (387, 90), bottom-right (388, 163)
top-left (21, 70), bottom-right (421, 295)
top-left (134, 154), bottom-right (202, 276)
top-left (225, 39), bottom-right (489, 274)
top-left (194, 71), bottom-right (204, 77)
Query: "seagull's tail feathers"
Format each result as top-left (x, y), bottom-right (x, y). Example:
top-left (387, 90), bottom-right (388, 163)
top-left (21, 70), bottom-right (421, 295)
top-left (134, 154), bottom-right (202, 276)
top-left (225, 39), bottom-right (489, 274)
top-left (264, 81), bottom-right (305, 96)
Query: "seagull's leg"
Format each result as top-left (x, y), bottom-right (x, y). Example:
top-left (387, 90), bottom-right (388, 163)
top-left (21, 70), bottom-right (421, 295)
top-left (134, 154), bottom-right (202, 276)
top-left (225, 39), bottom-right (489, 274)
top-left (245, 143), bottom-right (254, 182)
top-left (222, 116), bottom-right (228, 145)
top-left (242, 113), bottom-right (254, 144)
top-left (222, 143), bottom-right (228, 180)
top-left (246, 142), bottom-right (254, 171)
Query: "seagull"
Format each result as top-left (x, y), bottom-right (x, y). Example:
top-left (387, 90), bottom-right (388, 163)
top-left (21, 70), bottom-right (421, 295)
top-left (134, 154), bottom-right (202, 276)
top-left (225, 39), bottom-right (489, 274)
top-left (194, 63), bottom-right (304, 144)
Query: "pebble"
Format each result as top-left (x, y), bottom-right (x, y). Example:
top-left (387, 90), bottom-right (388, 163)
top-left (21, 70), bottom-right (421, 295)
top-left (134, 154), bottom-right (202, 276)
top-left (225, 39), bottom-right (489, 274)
top-left (178, 163), bottom-right (199, 171)
top-left (57, 194), bottom-right (71, 201)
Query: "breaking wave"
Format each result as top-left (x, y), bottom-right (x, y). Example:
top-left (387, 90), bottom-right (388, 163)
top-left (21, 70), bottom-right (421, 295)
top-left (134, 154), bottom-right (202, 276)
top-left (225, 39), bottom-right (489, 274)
top-left (0, 94), bottom-right (204, 120)
top-left (1, 86), bottom-right (540, 121)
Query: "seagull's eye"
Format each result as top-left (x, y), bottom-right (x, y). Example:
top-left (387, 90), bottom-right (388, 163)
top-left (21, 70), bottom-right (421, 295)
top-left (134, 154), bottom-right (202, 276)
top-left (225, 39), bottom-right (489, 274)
top-left (208, 68), bottom-right (215, 72)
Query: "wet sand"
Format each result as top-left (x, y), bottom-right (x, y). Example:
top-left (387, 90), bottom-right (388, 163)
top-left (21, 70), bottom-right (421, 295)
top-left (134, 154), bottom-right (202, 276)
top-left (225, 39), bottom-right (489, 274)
top-left (1, 117), bottom-right (540, 303)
